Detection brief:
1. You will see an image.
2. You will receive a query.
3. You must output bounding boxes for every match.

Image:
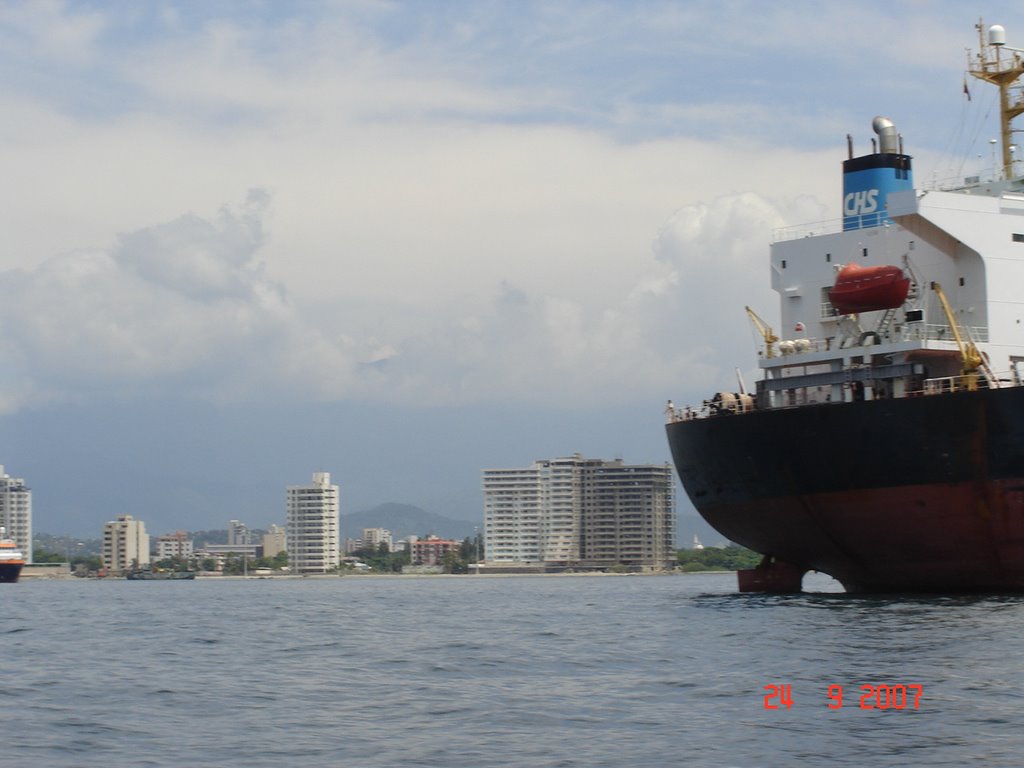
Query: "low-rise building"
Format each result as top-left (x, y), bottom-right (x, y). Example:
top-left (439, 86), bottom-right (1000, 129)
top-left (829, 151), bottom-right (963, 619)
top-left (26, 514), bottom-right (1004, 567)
top-left (411, 536), bottom-right (459, 566)
top-left (262, 524), bottom-right (286, 558)
top-left (228, 519), bottom-right (251, 546)
top-left (362, 527), bottom-right (393, 551)
top-left (155, 531), bottom-right (194, 560)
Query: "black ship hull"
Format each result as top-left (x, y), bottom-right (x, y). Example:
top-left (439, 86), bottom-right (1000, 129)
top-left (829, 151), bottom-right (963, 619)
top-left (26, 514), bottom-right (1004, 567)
top-left (0, 562), bottom-right (23, 583)
top-left (666, 386), bottom-right (1024, 592)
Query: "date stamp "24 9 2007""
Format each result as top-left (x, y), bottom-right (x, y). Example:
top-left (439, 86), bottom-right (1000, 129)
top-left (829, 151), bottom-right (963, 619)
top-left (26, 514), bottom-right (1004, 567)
top-left (763, 684), bottom-right (923, 710)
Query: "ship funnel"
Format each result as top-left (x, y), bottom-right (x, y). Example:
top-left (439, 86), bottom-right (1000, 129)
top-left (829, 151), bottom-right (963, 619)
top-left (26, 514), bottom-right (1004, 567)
top-left (842, 117), bottom-right (913, 231)
top-left (872, 116), bottom-right (899, 154)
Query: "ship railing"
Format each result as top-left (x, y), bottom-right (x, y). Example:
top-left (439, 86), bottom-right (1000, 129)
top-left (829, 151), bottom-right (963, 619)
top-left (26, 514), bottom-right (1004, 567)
top-left (926, 170), bottom-right (1024, 192)
top-left (772, 218), bottom-right (844, 242)
top-left (918, 375), bottom-right (972, 395)
top-left (773, 213), bottom-right (892, 242)
top-left (907, 323), bottom-right (990, 344)
top-left (917, 370), bottom-right (1019, 395)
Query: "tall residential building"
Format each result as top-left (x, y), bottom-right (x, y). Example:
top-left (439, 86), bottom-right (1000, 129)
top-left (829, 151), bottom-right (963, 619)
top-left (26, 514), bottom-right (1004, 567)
top-left (482, 465), bottom-right (542, 563)
top-left (578, 461), bottom-right (675, 569)
top-left (483, 455), bottom-right (676, 570)
top-left (0, 465), bottom-right (31, 563)
top-left (102, 514), bottom-right (150, 575)
top-left (286, 472), bottom-right (340, 574)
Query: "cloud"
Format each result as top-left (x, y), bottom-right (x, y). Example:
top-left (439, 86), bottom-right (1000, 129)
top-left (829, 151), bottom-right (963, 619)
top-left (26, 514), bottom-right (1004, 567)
top-left (115, 189), bottom-right (272, 301)
top-left (0, 1), bottom-right (991, 417)
top-left (0, 191), bottom-right (361, 411)
top-left (340, 190), bottom-right (827, 410)
top-left (0, 175), bottom-right (831, 416)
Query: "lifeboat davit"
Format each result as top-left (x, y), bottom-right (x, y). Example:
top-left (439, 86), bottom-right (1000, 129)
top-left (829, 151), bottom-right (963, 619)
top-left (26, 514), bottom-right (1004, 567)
top-left (828, 263), bottom-right (910, 315)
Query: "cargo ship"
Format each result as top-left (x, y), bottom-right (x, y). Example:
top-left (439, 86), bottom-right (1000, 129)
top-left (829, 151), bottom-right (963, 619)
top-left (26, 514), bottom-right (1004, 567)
top-left (666, 22), bottom-right (1024, 593)
top-left (0, 527), bottom-right (25, 583)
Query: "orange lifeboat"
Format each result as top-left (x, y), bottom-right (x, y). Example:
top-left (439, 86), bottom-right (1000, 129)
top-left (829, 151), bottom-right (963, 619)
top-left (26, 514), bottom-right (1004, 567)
top-left (828, 263), bottom-right (910, 315)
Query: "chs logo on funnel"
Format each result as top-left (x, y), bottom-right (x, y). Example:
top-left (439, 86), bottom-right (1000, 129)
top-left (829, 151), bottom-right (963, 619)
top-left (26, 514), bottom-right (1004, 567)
top-left (844, 189), bottom-right (879, 217)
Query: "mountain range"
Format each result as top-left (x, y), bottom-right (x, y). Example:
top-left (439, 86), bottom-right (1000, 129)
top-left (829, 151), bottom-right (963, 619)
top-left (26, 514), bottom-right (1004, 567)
top-left (343, 502), bottom-right (480, 543)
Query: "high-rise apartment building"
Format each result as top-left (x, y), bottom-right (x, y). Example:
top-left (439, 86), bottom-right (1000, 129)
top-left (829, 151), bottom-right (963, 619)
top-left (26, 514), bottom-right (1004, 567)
top-left (483, 455), bottom-right (675, 570)
top-left (482, 465), bottom-right (543, 563)
top-left (286, 472), bottom-right (340, 574)
top-left (578, 461), bottom-right (675, 569)
top-left (0, 465), bottom-right (31, 563)
top-left (102, 514), bottom-right (150, 575)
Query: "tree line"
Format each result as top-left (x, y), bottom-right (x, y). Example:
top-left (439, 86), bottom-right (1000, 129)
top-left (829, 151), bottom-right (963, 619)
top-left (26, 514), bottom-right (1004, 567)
top-left (36, 539), bottom-right (761, 574)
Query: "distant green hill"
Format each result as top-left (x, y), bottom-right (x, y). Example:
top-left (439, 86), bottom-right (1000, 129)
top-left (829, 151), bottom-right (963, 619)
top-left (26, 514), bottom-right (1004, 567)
top-left (343, 502), bottom-right (479, 542)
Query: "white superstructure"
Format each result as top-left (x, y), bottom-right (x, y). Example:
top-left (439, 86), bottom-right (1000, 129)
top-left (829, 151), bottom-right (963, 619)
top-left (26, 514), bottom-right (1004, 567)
top-left (729, 24), bottom-right (1024, 412)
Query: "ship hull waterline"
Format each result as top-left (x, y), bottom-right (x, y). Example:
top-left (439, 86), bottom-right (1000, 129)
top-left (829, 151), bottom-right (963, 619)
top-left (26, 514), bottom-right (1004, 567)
top-left (666, 386), bottom-right (1024, 593)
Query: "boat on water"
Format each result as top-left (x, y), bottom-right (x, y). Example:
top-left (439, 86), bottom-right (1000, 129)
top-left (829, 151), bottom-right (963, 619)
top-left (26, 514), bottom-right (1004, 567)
top-left (666, 22), bottom-right (1024, 593)
top-left (126, 569), bottom-right (196, 580)
top-left (0, 527), bottom-right (25, 583)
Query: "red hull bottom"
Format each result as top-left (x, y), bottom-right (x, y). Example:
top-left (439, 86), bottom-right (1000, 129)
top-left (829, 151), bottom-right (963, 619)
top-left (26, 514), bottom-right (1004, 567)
top-left (698, 480), bottom-right (1024, 593)
top-left (737, 557), bottom-right (807, 593)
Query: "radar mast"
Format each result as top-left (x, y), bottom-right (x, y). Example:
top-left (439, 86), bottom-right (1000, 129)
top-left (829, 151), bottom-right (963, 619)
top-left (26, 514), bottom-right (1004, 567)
top-left (969, 20), bottom-right (1024, 180)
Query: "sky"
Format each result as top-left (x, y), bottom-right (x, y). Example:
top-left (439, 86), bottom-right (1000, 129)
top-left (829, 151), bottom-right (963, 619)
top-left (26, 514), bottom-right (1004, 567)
top-left (0, 1), bottom-right (1020, 540)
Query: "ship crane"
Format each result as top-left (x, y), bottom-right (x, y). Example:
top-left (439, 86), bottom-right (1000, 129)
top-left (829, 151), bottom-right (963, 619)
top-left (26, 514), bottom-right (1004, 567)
top-left (930, 282), bottom-right (998, 389)
top-left (744, 306), bottom-right (778, 359)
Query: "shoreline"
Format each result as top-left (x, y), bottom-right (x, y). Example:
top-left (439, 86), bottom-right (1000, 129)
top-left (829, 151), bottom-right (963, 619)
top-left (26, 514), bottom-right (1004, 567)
top-left (19, 568), bottom-right (735, 582)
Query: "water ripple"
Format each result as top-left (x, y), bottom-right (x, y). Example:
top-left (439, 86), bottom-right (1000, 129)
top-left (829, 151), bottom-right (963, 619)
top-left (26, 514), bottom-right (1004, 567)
top-left (1, 573), bottom-right (1021, 767)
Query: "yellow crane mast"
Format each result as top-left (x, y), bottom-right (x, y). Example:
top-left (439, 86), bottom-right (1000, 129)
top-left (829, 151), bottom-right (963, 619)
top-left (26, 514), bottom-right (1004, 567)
top-left (745, 305), bottom-right (778, 359)
top-left (930, 282), bottom-right (998, 389)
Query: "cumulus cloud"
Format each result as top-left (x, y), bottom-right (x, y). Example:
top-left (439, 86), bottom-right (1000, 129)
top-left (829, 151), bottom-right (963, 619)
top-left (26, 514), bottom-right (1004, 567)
top-left (0, 181), bottom-right (832, 415)
top-left (0, 192), bottom-right (359, 410)
top-left (339, 190), bottom-right (826, 409)
top-left (0, 1), bottom-right (941, 416)
top-left (115, 190), bottom-right (272, 302)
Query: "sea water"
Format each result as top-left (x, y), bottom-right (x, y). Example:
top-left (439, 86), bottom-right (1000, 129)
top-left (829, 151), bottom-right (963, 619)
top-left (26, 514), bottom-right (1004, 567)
top-left (2, 572), bottom-right (1022, 767)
